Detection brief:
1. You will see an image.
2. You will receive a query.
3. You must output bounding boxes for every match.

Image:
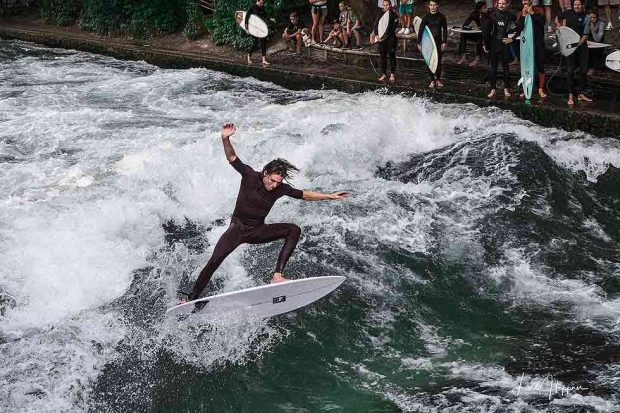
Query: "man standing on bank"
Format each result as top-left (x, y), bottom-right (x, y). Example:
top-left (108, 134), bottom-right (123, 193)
top-left (187, 123), bottom-right (349, 302)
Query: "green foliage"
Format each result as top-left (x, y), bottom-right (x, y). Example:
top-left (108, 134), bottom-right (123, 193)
top-left (77, 0), bottom-right (187, 38)
top-left (41, 0), bottom-right (81, 26)
top-left (183, 1), bottom-right (204, 40)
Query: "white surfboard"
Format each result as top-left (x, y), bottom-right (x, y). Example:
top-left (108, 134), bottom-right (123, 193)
top-left (167, 276), bottom-right (345, 323)
top-left (606, 50), bottom-right (620, 72)
top-left (449, 25), bottom-right (482, 34)
top-left (235, 10), bottom-right (269, 38)
top-left (377, 11), bottom-right (391, 42)
top-left (587, 41), bottom-right (611, 49)
top-left (413, 16), bottom-right (422, 38)
top-left (556, 26), bottom-right (581, 57)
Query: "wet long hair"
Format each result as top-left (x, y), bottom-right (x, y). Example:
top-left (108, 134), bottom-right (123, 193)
top-left (262, 158), bottom-right (299, 182)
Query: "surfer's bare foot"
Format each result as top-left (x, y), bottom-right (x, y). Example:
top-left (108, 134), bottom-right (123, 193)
top-left (389, 74), bottom-right (396, 83)
top-left (457, 55), bottom-right (467, 65)
top-left (538, 88), bottom-right (547, 98)
top-left (504, 88), bottom-right (511, 97)
top-left (578, 93), bottom-right (592, 102)
top-left (378, 74), bottom-right (386, 82)
top-left (271, 273), bottom-right (289, 283)
top-left (568, 94), bottom-right (575, 106)
top-left (487, 89), bottom-right (496, 98)
top-left (262, 59), bottom-right (270, 66)
top-left (436, 80), bottom-right (444, 88)
top-left (519, 92), bottom-right (525, 99)
top-left (429, 81), bottom-right (436, 89)
top-left (469, 57), bottom-right (480, 67)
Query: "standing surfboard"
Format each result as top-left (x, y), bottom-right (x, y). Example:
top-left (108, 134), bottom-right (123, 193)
top-left (555, 26), bottom-right (581, 57)
top-left (414, 16), bottom-right (438, 74)
top-left (167, 276), bottom-right (346, 324)
top-left (376, 11), bottom-right (391, 42)
top-left (235, 10), bottom-right (269, 38)
top-left (519, 14), bottom-right (535, 100)
top-left (606, 50), bottom-right (620, 72)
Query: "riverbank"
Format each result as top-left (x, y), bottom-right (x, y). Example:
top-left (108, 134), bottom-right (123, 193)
top-left (1, 13), bottom-right (620, 138)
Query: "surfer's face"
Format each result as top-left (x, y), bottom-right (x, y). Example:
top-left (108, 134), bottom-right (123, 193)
top-left (257, 0), bottom-right (265, 5)
top-left (263, 173), bottom-right (283, 191)
top-left (382, 1), bottom-right (391, 12)
top-left (429, 1), bottom-right (438, 13)
top-left (590, 13), bottom-right (597, 22)
top-left (573, 1), bottom-right (583, 12)
top-left (498, 0), bottom-right (507, 11)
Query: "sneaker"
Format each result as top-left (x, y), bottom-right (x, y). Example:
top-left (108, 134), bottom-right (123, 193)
top-left (404, 28), bottom-right (411, 35)
top-left (606, 22), bottom-right (613, 31)
top-left (398, 28), bottom-right (406, 34)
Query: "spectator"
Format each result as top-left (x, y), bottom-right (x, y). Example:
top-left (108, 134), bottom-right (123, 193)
top-left (371, 0), bottom-right (399, 82)
top-left (483, 0), bottom-right (517, 98)
top-left (377, 0), bottom-right (397, 16)
top-left (588, 9), bottom-right (606, 75)
top-left (557, 0), bottom-right (592, 105)
top-left (418, 0), bottom-right (448, 88)
top-left (559, 0), bottom-right (572, 12)
top-left (309, 0), bottom-right (328, 43)
top-left (457, 1), bottom-right (487, 67)
top-left (324, 19), bottom-right (345, 47)
top-left (398, 0), bottom-right (415, 35)
top-left (246, 0), bottom-right (270, 66)
top-left (346, 5), bottom-right (363, 49)
top-left (282, 11), bottom-right (305, 54)
top-left (532, 0), bottom-right (554, 32)
top-left (337, 1), bottom-right (351, 48)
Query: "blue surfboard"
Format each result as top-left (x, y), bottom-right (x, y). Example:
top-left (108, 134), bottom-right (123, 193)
top-left (414, 16), bottom-right (438, 74)
top-left (519, 14), bottom-right (535, 100)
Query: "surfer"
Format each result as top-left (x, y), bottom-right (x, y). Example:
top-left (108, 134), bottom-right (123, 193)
top-left (370, 0), bottom-right (399, 83)
top-left (508, 0), bottom-right (547, 98)
top-left (483, 0), bottom-right (517, 98)
top-left (418, 0), bottom-right (448, 88)
top-left (185, 123), bottom-right (349, 302)
top-left (556, 0), bottom-right (592, 106)
top-left (246, 0), bottom-right (270, 66)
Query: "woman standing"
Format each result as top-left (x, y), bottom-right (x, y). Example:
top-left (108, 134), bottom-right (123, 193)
top-left (309, 0), bottom-right (328, 43)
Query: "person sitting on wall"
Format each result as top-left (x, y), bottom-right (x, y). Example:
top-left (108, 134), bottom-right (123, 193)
top-left (282, 11), bottom-right (305, 55)
top-left (346, 5), bottom-right (364, 49)
top-left (324, 19), bottom-right (346, 47)
top-left (457, 1), bottom-right (487, 67)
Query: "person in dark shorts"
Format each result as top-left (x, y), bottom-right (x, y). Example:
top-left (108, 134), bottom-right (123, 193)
top-left (283, 11), bottom-right (305, 54)
top-left (418, 0), bottom-right (448, 88)
top-left (186, 123), bottom-right (349, 302)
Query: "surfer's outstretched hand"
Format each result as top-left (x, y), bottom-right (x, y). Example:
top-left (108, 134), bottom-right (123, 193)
top-left (330, 191), bottom-right (350, 200)
top-left (221, 123), bottom-right (237, 139)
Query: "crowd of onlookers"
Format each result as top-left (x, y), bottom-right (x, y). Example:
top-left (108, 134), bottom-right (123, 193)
top-left (247, 0), bottom-right (620, 105)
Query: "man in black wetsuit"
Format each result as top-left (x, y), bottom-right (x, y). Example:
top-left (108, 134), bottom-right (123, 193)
top-left (246, 0), bottom-right (270, 66)
top-left (418, 0), bottom-right (448, 89)
top-left (187, 123), bottom-right (349, 301)
top-left (370, 0), bottom-right (399, 83)
top-left (556, 0), bottom-right (592, 106)
top-left (483, 0), bottom-right (517, 98)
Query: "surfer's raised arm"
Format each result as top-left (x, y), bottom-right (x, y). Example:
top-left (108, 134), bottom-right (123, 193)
top-left (220, 123), bottom-right (237, 163)
top-left (302, 190), bottom-right (349, 201)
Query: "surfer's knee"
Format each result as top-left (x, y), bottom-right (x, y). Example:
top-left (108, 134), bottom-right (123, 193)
top-left (289, 224), bottom-right (301, 239)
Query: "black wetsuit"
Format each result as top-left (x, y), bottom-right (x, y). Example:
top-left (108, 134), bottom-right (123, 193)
top-left (246, 4), bottom-right (268, 57)
top-left (559, 10), bottom-right (591, 95)
top-left (484, 8), bottom-right (517, 89)
top-left (374, 10), bottom-right (399, 76)
top-left (418, 12), bottom-right (448, 81)
top-left (189, 158), bottom-right (303, 300)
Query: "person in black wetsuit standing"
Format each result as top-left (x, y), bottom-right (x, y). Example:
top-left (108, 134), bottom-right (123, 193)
top-left (370, 0), bottom-right (399, 83)
top-left (556, 0), bottom-right (592, 106)
top-left (483, 0), bottom-right (517, 98)
top-left (418, 0), bottom-right (448, 89)
top-left (186, 123), bottom-right (349, 302)
top-left (246, 0), bottom-right (270, 66)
